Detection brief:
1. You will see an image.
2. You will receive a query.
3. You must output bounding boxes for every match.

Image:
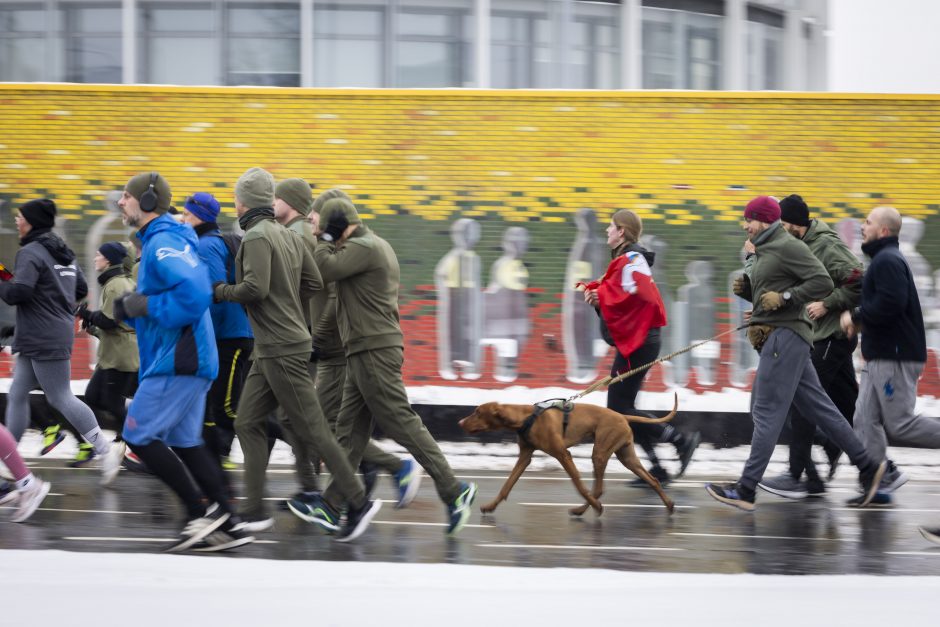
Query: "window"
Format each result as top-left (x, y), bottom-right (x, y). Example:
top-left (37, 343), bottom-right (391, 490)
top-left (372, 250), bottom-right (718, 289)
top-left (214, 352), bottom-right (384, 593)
top-left (225, 3), bottom-right (299, 87)
top-left (61, 3), bottom-right (122, 83)
top-left (571, 15), bottom-right (620, 89)
top-left (0, 4), bottom-right (46, 81)
top-left (139, 3), bottom-right (217, 85)
top-left (396, 6), bottom-right (471, 88)
top-left (314, 5), bottom-right (385, 87)
top-left (491, 12), bottom-right (550, 89)
top-left (642, 7), bottom-right (721, 89)
top-left (747, 21), bottom-right (783, 90)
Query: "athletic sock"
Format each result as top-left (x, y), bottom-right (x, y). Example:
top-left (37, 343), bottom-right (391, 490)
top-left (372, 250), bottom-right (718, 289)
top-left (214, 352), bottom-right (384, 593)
top-left (82, 426), bottom-right (111, 456)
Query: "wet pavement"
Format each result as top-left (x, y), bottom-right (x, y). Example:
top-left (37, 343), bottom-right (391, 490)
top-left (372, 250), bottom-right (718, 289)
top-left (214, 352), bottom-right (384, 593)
top-left (3, 461), bottom-right (940, 575)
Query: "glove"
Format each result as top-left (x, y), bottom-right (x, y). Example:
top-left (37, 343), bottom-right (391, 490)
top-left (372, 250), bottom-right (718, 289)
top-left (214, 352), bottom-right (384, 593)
top-left (732, 276), bottom-right (747, 297)
top-left (212, 281), bottom-right (226, 304)
top-left (760, 291), bottom-right (785, 311)
top-left (0, 325), bottom-right (13, 339)
top-left (76, 302), bottom-right (92, 323)
top-left (309, 345), bottom-right (321, 363)
top-left (321, 213), bottom-right (350, 242)
top-left (114, 291), bottom-right (148, 321)
top-left (747, 324), bottom-right (774, 352)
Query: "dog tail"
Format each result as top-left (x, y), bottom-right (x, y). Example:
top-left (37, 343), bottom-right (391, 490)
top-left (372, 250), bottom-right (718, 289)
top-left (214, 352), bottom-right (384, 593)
top-left (623, 392), bottom-right (678, 424)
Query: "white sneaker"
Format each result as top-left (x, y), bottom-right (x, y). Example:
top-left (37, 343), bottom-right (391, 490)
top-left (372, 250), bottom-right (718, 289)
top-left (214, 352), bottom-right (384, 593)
top-left (11, 478), bottom-right (51, 523)
top-left (100, 441), bottom-right (126, 486)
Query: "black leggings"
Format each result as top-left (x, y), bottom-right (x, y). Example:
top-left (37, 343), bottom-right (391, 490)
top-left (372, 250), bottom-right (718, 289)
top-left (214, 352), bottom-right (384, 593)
top-left (607, 340), bottom-right (673, 467)
top-left (85, 368), bottom-right (138, 439)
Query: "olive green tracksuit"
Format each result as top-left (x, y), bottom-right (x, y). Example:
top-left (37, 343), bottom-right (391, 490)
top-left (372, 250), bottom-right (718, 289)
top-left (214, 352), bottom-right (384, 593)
top-left (314, 223), bottom-right (462, 509)
top-left (312, 281), bottom-right (402, 475)
top-left (215, 213), bottom-right (365, 518)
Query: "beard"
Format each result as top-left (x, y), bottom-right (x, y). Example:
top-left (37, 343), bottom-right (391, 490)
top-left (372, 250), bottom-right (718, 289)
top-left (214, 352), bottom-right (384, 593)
top-left (121, 210), bottom-right (139, 228)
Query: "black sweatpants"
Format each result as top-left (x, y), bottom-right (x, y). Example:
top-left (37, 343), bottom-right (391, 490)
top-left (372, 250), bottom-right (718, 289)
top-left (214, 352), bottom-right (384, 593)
top-left (607, 340), bottom-right (669, 467)
top-left (85, 367), bottom-right (138, 439)
top-left (787, 334), bottom-right (858, 482)
top-left (203, 338), bottom-right (253, 460)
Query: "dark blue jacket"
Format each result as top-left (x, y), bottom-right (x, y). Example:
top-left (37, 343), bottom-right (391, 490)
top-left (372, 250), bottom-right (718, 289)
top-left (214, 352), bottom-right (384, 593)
top-left (857, 236), bottom-right (927, 362)
top-left (194, 223), bottom-right (253, 341)
top-left (129, 214), bottom-right (218, 381)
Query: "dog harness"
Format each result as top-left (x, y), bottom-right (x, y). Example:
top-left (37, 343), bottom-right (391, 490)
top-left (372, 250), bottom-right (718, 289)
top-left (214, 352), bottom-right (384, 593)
top-left (517, 398), bottom-right (574, 445)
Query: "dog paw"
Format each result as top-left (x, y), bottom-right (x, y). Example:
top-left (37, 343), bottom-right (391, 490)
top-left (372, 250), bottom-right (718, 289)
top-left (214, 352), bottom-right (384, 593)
top-left (480, 502), bottom-right (497, 514)
top-left (568, 505), bottom-right (587, 517)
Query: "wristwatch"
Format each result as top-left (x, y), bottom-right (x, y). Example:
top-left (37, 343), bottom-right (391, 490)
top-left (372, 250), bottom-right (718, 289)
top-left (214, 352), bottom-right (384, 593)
top-left (782, 291), bottom-right (792, 303)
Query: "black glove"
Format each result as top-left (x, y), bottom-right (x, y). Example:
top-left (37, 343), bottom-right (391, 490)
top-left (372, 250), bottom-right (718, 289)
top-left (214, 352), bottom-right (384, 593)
top-left (321, 213), bottom-right (350, 242)
top-left (0, 325), bottom-right (13, 339)
top-left (310, 345), bottom-right (322, 363)
top-left (212, 281), bottom-right (226, 304)
top-left (76, 302), bottom-right (92, 323)
top-left (114, 291), bottom-right (149, 321)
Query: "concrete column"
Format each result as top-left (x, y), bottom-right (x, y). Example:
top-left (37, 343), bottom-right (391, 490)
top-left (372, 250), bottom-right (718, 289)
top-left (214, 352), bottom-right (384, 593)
top-left (784, 5), bottom-right (805, 90)
top-left (475, 0), bottom-right (490, 87)
top-left (621, 0), bottom-right (641, 89)
top-left (301, 0), bottom-right (314, 87)
top-left (555, 0), bottom-right (573, 88)
top-left (723, 0), bottom-right (745, 90)
top-left (122, 0), bottom-right (136, 83)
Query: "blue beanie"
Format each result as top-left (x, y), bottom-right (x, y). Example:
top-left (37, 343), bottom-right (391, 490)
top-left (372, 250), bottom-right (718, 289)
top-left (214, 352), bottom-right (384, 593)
top-left (99, 241), bottom-right (128, 266)
top-left (184, 192), bottom-right (220, 223)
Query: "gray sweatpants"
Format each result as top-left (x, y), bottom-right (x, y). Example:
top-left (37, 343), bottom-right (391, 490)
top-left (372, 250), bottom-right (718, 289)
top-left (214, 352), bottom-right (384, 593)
top-left (6, 356), bottom-right (106, 452)
top-left (741, 328), bottom-right (876, 491)
top-left (854, 360), bottom-right (940, 461)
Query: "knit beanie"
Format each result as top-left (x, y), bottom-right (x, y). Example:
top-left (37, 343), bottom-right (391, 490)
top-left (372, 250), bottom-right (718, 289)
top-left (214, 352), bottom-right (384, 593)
top-left (311, 188), bottom-right (351, 215)
top-left (319, 196), bottom-right (361, 228)
top-left (235, 167), bottom-right (275, 209)
top-left (99, 241), bottom-right (128, 266)
top-left (184, 192), bottom-right (220, 223)
top-left (19, 198), bottom-right (57, 229)
top-left (126, 172), bottom-right (173, 212)
top-left (744, 196), bottom-right (781, 224)
top-left (779, 194), bottom-right (810, 227)
top-left (275, 178), bottom-right (314, 216)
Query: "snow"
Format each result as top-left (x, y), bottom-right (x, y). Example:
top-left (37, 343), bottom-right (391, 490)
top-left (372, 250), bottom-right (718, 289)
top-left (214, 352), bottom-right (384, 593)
top-left (3, 549), bottom-right (937, 627)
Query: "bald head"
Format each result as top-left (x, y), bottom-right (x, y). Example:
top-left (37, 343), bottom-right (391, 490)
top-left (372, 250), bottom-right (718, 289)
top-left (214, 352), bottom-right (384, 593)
top-left (863, 205), bottom-right (902, 244)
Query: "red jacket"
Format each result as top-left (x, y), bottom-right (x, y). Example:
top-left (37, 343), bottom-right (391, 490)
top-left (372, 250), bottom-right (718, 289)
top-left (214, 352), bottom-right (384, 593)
top-left (579, 251), bottom-right (666, 358)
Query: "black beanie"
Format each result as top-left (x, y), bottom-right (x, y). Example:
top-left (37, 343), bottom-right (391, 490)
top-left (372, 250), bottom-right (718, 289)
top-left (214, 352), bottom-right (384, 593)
top-left (20, 198), bottom-right (57, 229)
top-left (779, 194), bottom-right (810, 227)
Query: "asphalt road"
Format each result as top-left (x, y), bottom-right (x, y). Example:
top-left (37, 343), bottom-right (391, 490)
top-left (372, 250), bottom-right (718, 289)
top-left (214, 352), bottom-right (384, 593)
top-left (4, 461), bottom-right (940, 575)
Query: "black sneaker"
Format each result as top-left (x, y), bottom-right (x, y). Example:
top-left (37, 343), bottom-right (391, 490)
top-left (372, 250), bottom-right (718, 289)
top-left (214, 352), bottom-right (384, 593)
top-left (675, 431), bottom-right (702, 478)
top-left (360, 462), bottom-right (380, 500)
top-left (825, 447), bottom-right (842, 481)
top-left (194, 516), bottom-right (256, 552)
top-left (846, 492), bottom-right (892, 508)
top-left (631, 465), bottom-right (670, 486)
top-left (279, 490), bottom-right (320, 511)
top-left (806, 479), bottom-right (826, 497)
top-left (918, 526), bottom-right (940, 546)
top-left (857, 460), bottom-right (888, 508)
top-left (705, 481), bottom-right (756, 512)
top-left (165, 504), bottom-right (230, 553)
top-left (335, 499), bottom-right (382, 543)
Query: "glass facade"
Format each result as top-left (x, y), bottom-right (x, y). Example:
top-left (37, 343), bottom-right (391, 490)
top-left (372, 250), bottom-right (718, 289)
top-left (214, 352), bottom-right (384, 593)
top-left (0, 0), bottom-right (824, 90)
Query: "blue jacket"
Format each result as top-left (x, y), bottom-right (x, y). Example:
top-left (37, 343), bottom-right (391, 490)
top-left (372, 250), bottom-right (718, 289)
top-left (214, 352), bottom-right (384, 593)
top-left (130, 214), bottom-right (219, 381)
top-left (857, 236), bottom-right (927, 362)
top-left (195, 225), bottom-right (253, 341)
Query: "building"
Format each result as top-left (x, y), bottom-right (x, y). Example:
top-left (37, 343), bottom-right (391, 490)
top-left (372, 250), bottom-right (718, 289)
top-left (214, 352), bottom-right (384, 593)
top-left (0, 0), bottom-right (829, 90)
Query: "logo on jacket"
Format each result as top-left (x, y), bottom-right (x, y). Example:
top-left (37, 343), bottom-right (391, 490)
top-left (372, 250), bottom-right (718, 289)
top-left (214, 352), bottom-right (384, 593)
top-left (156, 244), bottom-right (198, 268)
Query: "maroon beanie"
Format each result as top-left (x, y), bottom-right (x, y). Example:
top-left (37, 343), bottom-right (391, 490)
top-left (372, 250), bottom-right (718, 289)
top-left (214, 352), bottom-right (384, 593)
top-left (744, 196), bottom-right (781, 224)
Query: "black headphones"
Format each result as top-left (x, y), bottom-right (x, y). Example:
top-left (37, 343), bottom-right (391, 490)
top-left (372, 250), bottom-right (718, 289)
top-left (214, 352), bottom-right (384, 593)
top-left (139, 172), bottom-right (159, 212)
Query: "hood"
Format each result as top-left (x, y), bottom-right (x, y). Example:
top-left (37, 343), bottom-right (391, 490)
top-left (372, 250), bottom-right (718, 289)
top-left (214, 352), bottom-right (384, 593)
top-left (614, 241), bottom-right (656, 267)
top-left (33, 232), bottom-right (76, 264)
top-left (801, 218), bottom-right (837, 246)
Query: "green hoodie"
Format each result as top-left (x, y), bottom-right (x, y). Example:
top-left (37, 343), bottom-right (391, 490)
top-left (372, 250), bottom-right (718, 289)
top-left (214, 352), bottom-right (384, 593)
top-left (89, 265), bottom-right (139, 372)
top-left (285, 215), bottom-right (317, 332)
top-left (799, 218), bottom-right (863, 341)
top-left (313, 225), bottom-right (404, 356)
top-left (739, 222), bottom-right (834, 346)
top-left (215, 215), bottom-right (323, 358)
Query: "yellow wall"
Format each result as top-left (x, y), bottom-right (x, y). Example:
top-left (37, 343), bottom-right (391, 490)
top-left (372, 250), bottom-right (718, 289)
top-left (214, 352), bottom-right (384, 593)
top-left (2, 85), bottom-right (938, 225)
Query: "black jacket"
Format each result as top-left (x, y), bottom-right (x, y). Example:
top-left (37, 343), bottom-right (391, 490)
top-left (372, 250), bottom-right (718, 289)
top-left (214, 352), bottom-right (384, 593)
top-left (856, 236), bottom-right (927, 362)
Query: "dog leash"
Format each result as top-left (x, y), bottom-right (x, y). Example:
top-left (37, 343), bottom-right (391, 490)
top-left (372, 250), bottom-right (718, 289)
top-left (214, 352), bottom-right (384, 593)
top-left (568, 323), bottom-right (749, 401)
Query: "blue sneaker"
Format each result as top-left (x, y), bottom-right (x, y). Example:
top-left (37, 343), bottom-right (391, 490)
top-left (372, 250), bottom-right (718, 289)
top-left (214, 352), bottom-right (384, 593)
top-left (394, 459), bottom-right (423, 509)
top-left (705, 481), bottom-right (756, 512)
top-left (846, 491), bottom-right (893, 508)
top-left (446, 482), bottom-right (478, 536)
top-left (287, 493), bottom-right (340, 533)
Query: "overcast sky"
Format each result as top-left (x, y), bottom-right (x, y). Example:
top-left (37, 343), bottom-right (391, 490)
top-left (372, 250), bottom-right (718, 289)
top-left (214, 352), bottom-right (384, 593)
top-left (829, 0), bottom-right (940, 93)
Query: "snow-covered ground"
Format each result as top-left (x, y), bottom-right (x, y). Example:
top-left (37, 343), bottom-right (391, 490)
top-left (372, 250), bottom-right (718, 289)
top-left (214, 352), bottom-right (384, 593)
top-left (4, 549), bottom-right (938, 627)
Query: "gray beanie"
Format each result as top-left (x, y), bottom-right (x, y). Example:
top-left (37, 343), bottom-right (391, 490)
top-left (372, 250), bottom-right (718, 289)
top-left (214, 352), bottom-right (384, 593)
top-left (275, 178), bottom-right (314, 216)
top-left (126, 172), bottom-right (173, 213)
top-left (235, 167), bottom-right (275, 209)
top-left (319, 196), bottom-right (361, 228)
top-left (311, 188), bottom-right (352, 215)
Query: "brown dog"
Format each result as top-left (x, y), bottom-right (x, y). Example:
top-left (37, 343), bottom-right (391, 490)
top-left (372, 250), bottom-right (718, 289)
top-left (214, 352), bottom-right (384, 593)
top-left (458, 394), bottom-right (678, 516)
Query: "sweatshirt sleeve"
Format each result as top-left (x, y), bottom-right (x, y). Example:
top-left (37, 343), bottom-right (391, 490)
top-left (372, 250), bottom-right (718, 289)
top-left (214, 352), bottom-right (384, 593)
top-left (216, 236), bottom-right (272, 304)
top-left (312, 287), bottom-right (337, 347)
top-left (300, 242), bottom-right (323, 301)
top-left (143, 240), bottom-right (213, 329)
top-left (786, 241), bottom-right (833, 304)
top-left (859, 256), bottom-right (909, 326)
top-left (0, 248), bottom-right (39, 304)
top-left (313, 238), bottom-right (374, 282)
top-left (819, 248), bottom-right (863, 312)
top-left (75, 264), bottom-right (88, 302)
